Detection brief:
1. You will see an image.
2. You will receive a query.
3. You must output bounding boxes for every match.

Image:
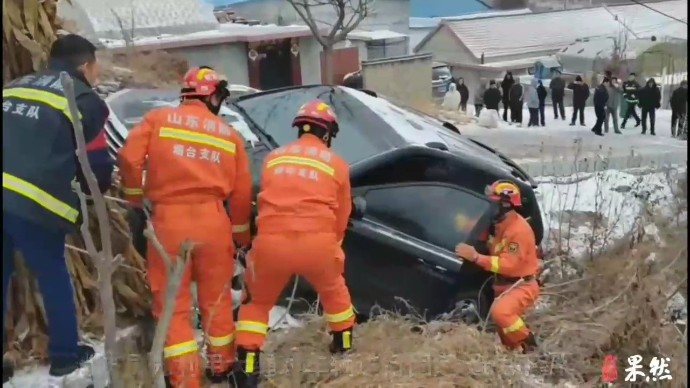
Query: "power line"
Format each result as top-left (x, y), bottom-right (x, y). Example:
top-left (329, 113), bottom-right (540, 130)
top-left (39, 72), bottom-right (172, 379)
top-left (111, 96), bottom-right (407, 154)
top-left (628, 0), bottom-right (688, 25)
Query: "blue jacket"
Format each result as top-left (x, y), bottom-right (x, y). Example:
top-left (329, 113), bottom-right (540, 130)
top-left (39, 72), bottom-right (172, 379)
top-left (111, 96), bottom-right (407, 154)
top-left (3, 60), bottom-right (113, 232)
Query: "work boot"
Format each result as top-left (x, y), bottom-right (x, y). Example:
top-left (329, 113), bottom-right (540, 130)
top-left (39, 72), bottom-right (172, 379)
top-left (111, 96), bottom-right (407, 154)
top-left (614, 130), bottom-right (623, 134)
top-left (235, 347), bottom-right (260, 388)
top-left (206, 365), bottom-right (237, 387)
top-left (569, 122), bottom-right (576, 126)
top-left (49, 344), bottom-right (96, 376)
top-left (3, 361), bottom-right (14, 383)
top-left (329, 327), bottom-right (354, 354)
top-left (521, 332), bottom-right (539, 354)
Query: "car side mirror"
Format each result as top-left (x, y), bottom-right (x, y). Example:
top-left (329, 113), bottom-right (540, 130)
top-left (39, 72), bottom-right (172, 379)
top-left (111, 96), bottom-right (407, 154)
top-left (351, 196), bottom-right (367, 219)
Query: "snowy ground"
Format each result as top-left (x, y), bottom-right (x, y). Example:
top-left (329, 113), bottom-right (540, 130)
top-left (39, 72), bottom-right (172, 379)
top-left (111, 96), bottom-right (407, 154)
top-left (459, 107), bottom-right (687, 177)
top-left (5, 166), bottom-right (686, 387)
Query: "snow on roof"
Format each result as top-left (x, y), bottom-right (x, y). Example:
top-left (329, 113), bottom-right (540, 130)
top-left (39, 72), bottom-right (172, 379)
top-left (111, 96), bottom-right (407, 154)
top-left (100, 23), bottom-right (315, 49)
top-left (409, 9), bottom-right (533, 29)
top-left (348, 30), bottom-right (408, 41)
top-left (481, 56), bottom-right (561, 70)
top-left (557, 37), bottom-right (670, 60)
top-left (425, 0), bottom-right (687, 60)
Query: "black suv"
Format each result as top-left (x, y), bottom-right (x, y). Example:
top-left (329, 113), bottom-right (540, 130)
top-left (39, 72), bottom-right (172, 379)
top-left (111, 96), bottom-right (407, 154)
top-left (116, 85), bottom-right (543, 323)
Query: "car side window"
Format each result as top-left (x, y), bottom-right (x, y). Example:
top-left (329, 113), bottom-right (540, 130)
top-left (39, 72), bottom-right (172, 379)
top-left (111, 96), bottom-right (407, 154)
top-left (362, 184), bottom-right (492, 252)
top-left (353, 156), bottom-right (452, 187)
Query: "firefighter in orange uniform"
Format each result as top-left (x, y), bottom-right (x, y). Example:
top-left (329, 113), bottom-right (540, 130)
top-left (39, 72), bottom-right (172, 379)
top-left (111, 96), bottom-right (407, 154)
top-left (455, 180), bottom-right (540, 352)
top-left (234, 100), bottom-right (355, 388)
top-left (118, 67), bottom-right (252, 387)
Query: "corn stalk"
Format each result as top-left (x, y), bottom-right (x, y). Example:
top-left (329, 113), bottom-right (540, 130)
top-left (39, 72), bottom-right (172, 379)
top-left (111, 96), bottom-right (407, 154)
top-left (2, 0), bottom-right (66, 84)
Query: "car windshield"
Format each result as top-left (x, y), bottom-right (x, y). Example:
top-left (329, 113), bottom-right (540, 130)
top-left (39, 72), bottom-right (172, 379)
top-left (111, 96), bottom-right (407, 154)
top-left (234, 87), bottom-right (400, 163)
top-left (108, 89), bottom-right (259, 143)
top-left (432, 66), bottom-right (452, 81)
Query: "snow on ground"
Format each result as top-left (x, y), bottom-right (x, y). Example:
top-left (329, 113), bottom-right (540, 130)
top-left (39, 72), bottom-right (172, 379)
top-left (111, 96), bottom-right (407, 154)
top-left (535, 167), bottom-right (686, 260)
top-left (459, 106), bottom-right (687, 176)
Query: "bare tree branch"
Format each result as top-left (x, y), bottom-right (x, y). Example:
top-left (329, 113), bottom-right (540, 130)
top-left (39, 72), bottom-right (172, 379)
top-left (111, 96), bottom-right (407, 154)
top-left (60, 72), bottom-right (124, 388)
top-left (143, 224), bottom-right (194, 388)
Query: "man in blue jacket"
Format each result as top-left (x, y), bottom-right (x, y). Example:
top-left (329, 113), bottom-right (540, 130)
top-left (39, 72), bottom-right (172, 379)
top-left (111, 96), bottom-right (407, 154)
top-left (2, 34), bottom-right (113, 382)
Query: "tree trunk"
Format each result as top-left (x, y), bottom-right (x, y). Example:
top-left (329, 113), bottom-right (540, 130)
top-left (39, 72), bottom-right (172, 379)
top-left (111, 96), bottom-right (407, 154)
top-left (323, 45), bottom-right (335, 85)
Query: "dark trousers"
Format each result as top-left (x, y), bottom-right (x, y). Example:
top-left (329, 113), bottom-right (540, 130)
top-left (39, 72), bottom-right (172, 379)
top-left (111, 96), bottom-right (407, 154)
top-left (552, 97), bottom-right (565, 119)
top-left (460, 102), bottom-right (467, 112)
top-left (475, 104), bottom-right (483, 117)
top-left (641, 107), bottom-right (656, 134)
top-left (571, 104), bottom-right (585, 125)
top-left (671, 109), bottom-right (686, 137)
top-left (510, 103), bottom-right (523, 123)
top-left (621, 102), bottom-right (641, 127)
top-left (3, 212), bottom-right (80, 358)
top-left (538, 103), bottom-right (546, 125)
top-left (527, 108), bottom-right (539, 126)
top-left (592, 106), bottom-right (606, 134)
top-left (502, 100), bottom-right (510, 121)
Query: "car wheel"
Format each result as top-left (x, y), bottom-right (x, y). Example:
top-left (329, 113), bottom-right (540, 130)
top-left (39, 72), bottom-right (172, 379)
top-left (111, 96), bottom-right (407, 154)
top-left (446, 289), bottom-right (491, 325)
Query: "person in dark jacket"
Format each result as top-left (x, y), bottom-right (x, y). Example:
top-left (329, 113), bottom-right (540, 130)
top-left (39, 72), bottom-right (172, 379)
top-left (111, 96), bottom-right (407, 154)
top-left (2, 34), bottom-right (113, 382)
top-left (621, 72), bottom-right (641, 129)
top-left (474, 78), bottom-right (487, 117)
top-left (501, 72), bottom-right (515, 121)
top-left (670, 80), bottom-right (688, 137)
top-left (509, 81), bottom-right (524, 125)
top-left (484, 80), bottom-right (502, 112)
top-left (568, 75), bottom-right (590, 126)
top-left (537, 80), bottom-right (548, 126)
top-left (457, 77), bottom-right (470, 112)
top-left (638, 77), bottom-right (661, 135)
top-left (591, 81), bottom-right (609, 136)
top-left (549, 71), bottom-right (566, 120)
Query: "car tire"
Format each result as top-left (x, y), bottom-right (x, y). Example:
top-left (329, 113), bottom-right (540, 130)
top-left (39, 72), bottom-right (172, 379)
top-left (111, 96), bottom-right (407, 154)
top-left (447, 288), bottom-right (492, 325)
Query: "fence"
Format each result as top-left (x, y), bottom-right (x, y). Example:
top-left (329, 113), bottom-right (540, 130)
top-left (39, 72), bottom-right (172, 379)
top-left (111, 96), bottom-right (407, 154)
top-left (361, 53), bottom-right (432, 106)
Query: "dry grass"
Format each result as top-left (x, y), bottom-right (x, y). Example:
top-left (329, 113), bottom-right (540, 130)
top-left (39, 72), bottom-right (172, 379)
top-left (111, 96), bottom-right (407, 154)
top-left (256, 223), bottom-right (687, 387)
top-left (98, 50), bottom-right (189, 89)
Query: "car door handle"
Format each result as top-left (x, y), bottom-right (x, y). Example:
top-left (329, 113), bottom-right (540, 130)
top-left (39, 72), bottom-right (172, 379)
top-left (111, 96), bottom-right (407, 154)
top-left (417, 258), bottom-right (447, 273)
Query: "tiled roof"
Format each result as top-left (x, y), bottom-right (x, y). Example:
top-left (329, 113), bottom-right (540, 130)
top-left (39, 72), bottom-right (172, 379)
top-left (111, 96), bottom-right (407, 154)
top-left (436, 0), bottom-right (687, 60)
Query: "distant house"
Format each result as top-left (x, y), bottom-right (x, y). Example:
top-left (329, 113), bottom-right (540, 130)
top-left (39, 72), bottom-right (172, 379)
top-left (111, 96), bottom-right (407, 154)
top-left (413, 0), bottom-right (686, 104)
top-left (211, 0), bottom-right (411, 35)
top-left (408, 8), bottom-right (532, 54)
top-left (410, 0), bottom-right (490, 18)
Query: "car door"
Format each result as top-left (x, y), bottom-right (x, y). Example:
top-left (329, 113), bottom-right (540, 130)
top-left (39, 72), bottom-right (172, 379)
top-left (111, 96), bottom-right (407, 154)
top-left (344, 182), bottom-right (494, 318)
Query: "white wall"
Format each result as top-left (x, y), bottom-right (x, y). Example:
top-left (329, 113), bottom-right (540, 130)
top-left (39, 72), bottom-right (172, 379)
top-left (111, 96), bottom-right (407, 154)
top-left (166, 43), bottom-right (250, 85)
top-left (299, 37), bottom-right (322, 84)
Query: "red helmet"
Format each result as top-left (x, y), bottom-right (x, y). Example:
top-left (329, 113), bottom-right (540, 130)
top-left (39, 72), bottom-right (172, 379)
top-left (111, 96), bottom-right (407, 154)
top-left (485, 179), bottom-right (522, 207)
top-left (180, 67), bottom-right (226, 97)
top-left (292, 100), bottom-right (340, 138)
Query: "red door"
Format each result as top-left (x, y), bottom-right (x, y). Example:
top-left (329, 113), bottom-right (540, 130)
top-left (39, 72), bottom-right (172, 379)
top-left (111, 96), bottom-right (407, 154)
top-left (320, 47), bottom-right (359, 84)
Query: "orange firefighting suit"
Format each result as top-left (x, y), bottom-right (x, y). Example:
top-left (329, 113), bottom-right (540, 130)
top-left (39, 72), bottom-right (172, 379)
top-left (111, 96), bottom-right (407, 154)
top-left (118, 100), bottom-right (252, 387)
top-left (236, 134), bottom-right (355, 350)
top-left (475, 210), bottom-right (540, 349)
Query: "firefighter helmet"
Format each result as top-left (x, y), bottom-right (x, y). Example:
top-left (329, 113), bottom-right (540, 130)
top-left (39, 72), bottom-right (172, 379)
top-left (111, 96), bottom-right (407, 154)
top-left (180, 67), bottom-right (227, 97)
top-left (292, 100), bottom-right (340, 139)
top-left (485, 180), bottom-right (522, 207)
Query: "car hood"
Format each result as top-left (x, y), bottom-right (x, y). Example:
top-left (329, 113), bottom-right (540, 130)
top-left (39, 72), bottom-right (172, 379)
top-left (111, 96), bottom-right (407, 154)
top-left (340, 88), bottom-right (511, 172)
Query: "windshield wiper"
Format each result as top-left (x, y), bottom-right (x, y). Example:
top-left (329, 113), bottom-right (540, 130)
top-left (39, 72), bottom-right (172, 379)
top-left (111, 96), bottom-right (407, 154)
top-left (229, 102), bottom-right (279, 148)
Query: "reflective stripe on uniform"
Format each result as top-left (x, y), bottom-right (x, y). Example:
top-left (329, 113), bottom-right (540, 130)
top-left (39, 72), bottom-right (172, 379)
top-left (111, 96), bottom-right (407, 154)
top-left (163, 340), bottom-right (198, 359)
top-left (159, 127), bottom-right (236, 155)
top-left (123, 187), bottom-right (143, 195)
top-left (246, 352), bottom-right (257, 373)
top-left (236, 321), bottom-right (269, 335)
top-left (3, 172), bottom-right (78, 222)
top-left (490, 256), bottom-right (500, 273)
top-left (503, 318), bottom-right (526, 334)
top-left (3, 88), bottom-right (82, 122)
top-left (266, 156), bottom-right (335, 176)
top-left (207, 333), bottom-right (234, 347)
top-left (232, 223), bottom-right (250, 233)
top-left (325, 306), bottom-right (354, 323)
